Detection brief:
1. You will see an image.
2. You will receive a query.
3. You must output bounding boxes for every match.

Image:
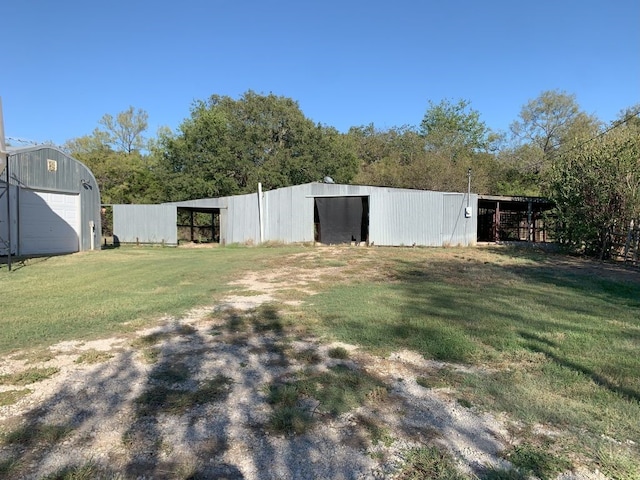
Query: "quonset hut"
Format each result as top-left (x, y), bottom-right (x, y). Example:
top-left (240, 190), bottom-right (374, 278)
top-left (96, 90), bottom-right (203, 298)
top-left (113, 183), bottom-right (478, 247)
top-left (0, 145), bottom-right (101, 257)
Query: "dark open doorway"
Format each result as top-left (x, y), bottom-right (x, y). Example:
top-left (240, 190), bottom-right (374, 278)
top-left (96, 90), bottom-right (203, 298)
top-left (314, 196), bottom-right (369, 244)
top-left (177, 208), bottom-right (220, 244)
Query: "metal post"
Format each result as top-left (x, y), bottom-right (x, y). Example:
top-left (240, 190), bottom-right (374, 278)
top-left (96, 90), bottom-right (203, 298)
top-left (5, 158), bottom-right (11, 271)
top-left (467, 168), bottom-right (471, 208)
top-left (258, 183), bottom-right (264, 243)
top-left (0, 96), bottom-right (10, 270)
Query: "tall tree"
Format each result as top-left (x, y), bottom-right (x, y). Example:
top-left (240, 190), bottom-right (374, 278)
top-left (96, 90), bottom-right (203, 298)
top-left (420, 99), bottom-right (491, 157)
top-left (64, 107), bottom-right (159, 205)
top-left (99, 106), bottom-right (149, 153)
top-left (510, 90), bottom-right (599, 169)
top-left (159, 91), bottom-right (358, 201)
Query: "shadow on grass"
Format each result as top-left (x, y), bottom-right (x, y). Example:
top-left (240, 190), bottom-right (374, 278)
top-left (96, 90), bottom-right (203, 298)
top-left (523, 332), bottom-right (640, 403)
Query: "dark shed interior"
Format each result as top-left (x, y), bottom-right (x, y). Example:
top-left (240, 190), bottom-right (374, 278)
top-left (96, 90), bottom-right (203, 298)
top-left (478, 195), bottom-right (555, 242)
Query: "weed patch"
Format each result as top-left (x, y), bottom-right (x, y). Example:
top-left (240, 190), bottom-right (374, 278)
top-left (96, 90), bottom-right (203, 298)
top-left (0, 457), bottom-right (21, 478)
top-left (357, 415), bottom-right (394, 447)
top-left (395, 445), bottom-right (467, 480)
top-left (1, 423), bottom-right (73, 447)
top-left (0, 389), bottom-right (31, 406)
top-left (0, 367), bottom-right (59, 386)
top-left (136, 374), bottom-right (232, 416)
top-left (265, 364), bottom-right (387, 434)
top-left (502, 443), bottom-right (571, 480)
top-left (74, 349), bottom-right (114, 365)
top-left (292, 347), bottom-right (322, 365)
top-left (131, 331), bottom-right (173, 348)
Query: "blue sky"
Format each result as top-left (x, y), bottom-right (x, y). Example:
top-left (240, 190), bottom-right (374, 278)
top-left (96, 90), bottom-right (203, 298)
top-left (2, 0), bottom-right (639, 147)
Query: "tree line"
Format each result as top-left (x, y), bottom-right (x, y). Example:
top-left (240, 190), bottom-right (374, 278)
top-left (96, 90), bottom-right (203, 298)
top-left (63, 90), bottom-right (640, 258)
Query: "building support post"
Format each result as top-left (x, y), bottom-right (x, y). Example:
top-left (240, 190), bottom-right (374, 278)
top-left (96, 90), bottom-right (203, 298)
top-left (258, 183), bottom-right (264, 244)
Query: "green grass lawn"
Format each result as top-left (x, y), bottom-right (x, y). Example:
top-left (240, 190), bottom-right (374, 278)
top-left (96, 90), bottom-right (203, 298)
top-left (0, 246), bottom-right (299, 353)
top-left (1, 244), bottom-right (639, 477)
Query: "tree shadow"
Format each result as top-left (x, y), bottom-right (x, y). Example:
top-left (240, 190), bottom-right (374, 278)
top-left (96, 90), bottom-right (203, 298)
top-left (522, 332), bottom-right (640, 403)
top-left (0, 304), bottom-right (379, 479)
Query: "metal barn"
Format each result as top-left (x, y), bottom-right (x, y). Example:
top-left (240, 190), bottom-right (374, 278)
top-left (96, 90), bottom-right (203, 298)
top-left (113, 183), bottom-right (478, 247)
top-left (0, 146), bottom-right (102, 257)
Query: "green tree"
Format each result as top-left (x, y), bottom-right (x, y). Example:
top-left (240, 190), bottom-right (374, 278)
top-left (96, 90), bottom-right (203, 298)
top-left (510, 90), bottom-right (599, 171)
top-left (350, 123), bottom-right (499, 194)
top-left (158, 91), bottom-right (358, 201)
top-left (64, 107), bottom-right (160, 205)
top-left (547, 108), bottom-right (640, 256)
top-left (420, 99), bottom-right (491, 157)
top-left (99, 106), bottom-right (149, 153)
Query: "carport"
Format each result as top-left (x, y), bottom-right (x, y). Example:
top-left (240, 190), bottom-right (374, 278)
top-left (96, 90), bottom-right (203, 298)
top-left (477, 195), bottom-right (555, 242)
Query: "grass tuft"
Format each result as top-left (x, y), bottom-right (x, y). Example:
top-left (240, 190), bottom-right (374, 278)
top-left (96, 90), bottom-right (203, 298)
top-left (327, 346), bottom-right (350, 359)
top-left (265, 364), bottom-right (387, 434)
top-left (0, 457), bottom-right (21, 477)
top-left (292, 347), bottom-right (322, 365)
top-left (42, 462), bottom-right (107, 480)
top-left (268, 405), bottom-right (313, 434)
top-left (357, 415), bottom-right (394, 447)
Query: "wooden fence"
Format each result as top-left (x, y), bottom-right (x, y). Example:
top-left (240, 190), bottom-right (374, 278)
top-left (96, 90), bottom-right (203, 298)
top-left (609, 220), bottom-right (639, 266)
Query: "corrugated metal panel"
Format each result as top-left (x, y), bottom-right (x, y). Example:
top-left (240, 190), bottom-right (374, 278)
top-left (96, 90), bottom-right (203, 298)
top-left (369, 188), bottom-right (443, 246)
top-left (113, 204), bottom-right (177, 245)
top-left (441, 193), bottom-right (477, 246)
top-left (263, 183), bottom-right (478, 246)
top-left (264, 183), bottom-right (315, 243)
top-left (111, 182), bottom-right (477, 247)
top-left (225, 193), bottom-right (260, 244)
top-left (9, 147), bottom-right (80, 193)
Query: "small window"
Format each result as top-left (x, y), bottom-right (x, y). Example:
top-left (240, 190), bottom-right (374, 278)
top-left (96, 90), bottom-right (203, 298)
top-left (47, 159), bottom-right (58, 172)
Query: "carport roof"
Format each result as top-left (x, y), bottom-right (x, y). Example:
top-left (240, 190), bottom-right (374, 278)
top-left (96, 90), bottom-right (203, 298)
top-left (164, 198), bottom-right (227, 209)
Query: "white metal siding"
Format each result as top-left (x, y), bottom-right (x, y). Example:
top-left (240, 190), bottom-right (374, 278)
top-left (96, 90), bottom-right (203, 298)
top-left (225, 193), bottom-right (260, 244)
top-left (113, 204), bottom-right (178, 245)
top-left (19, 190), bottom-right (80, 255)
top-left (369, 189), bottom-right (444, 246)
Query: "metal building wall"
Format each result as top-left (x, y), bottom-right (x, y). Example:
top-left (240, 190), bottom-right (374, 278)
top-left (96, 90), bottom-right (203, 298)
top-left (442, 193), bottom-right (477, 246)
top-left (264, 183), bottom-right (315, 243)
top-left (224, 192), bottom-right (261, 244)
top-left (113, 204), bottom-right (177, 245)
top-left (369, 187), bottom-right (441, 246)
top-left (143, 183), bottom-right (478, 247)
top-left (5, 146), bottom-right (102, 252)
top-left (257, 183), bottom-right (478, 246)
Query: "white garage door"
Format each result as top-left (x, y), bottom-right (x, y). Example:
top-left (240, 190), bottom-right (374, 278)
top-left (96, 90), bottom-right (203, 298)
top-left (19, 190), bottom-right (81, 255)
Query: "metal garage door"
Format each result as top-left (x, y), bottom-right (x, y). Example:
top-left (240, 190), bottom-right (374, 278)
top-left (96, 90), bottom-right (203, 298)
top-left (19, 190), bottom-right (81, 255)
